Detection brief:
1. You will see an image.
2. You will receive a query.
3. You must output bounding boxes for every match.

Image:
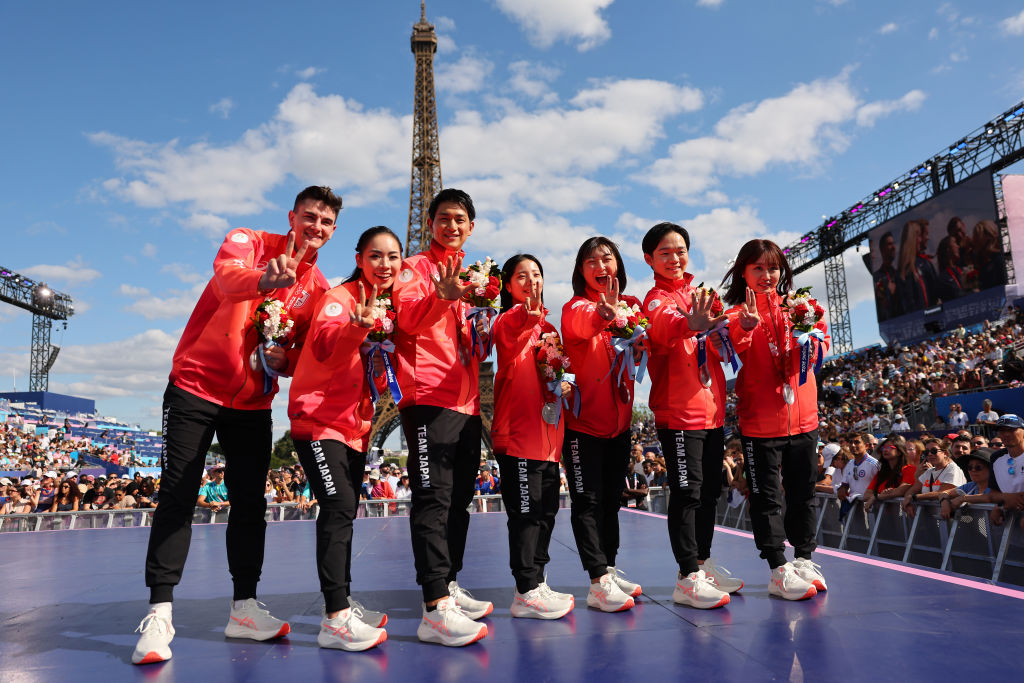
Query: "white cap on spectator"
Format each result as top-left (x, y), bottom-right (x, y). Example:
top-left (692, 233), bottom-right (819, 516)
top-left (22, 478), bottom-right (34, 485)
top-left (822, 443), bottom-right (841, 468)
top-left (369, 470), bottom-right (380, 480)
top-left (44, 470), bottom-right (58, 479)
top-left (0, 477), bottom-right (11, 485)
top-left (364, 465), bottom-right (371, 472)
top-left (895, 413), bottom-right (903, 419)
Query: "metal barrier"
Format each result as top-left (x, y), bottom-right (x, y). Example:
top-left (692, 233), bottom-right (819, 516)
top-left (0, 493), bottom-right (575, 533)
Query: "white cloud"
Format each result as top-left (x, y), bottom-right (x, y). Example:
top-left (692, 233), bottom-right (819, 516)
top-left (90, 83), bottom-right (411, 218)
top-left (697, 0), bottom-right (724, 7)
top-left (435, 16), bottom-right (457, 53)
top-left (141, 243), bottom-right (157, 258)
top-left (48, 329), bottom-right (179, 400)
top-left (639, 73), bottom-right (925, 205)
top-left (21, 258), bottom-right (102, 287)
top-left (494, 0), bottom-right (614, 51)
top-left (436, 52), bottom-right (494, 94)
top-left (118, 283), bottom-right (150, 297)
top-left (296, 66), bottom-right (325, 80)
top-left (209, 97), bottom-right (234, 119)
top-left (508, 61), bottom-right (560, 103)
top-left (122, 282), bottom-right (207, 320)
top-left (928, 27), bottom-right (939, 39)
top-left (1003, 9), bottom-right (1024, 35)
top-left (878, 22), bottom-right (898, 34)
top-left (855, 89), bottom-right (926, 127)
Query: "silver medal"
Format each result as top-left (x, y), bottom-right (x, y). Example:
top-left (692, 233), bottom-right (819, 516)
top-left (782, 382), bottom-right (795, 405)
top-left (699, 366), bottom-right (712, 388)
top-left (542, 402), bottom-right (560, 425)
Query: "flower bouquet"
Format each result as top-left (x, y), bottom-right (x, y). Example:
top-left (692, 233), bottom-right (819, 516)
top-left (460, 257), bottom-right (502, 357)
top-left (363, 294), bottom-right (402, 403)
top-left (781, 286), bottom-right (827, 386)
top-left (252, 299), bottom-right (294, 394)
top-left (535, 332), bottom-right (579, 424)
top-left (605, 300), bottom-right (649, 392)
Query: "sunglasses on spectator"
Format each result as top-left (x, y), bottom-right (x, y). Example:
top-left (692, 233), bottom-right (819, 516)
top-left (972, 440), bottom-right (986, 446)
top-left (967, 464), bottom-right (987, 472)
top-left (925, 448), bottom-right (942, 455)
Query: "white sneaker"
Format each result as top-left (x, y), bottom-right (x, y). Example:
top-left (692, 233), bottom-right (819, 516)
top-left (768, 563), bottom-right (817, 601)
top-left (791, 558), bottom-right (827, 592)
top-left (348, 596), bottom-right (388, 628)
top-left (224, 599), bottom-right (291, 640)
top-left (701, 558), bottom-right (744, 594)
top-left (510, 586), bottom-right (574, 620)
top-left (318, 607), bottom-right (387, 651)
top-left (537, 580), bottom-right (575, 607)
top-left (417, 597), bottom-right (488, 646)
top-left (607, 566), bottom-right (642, 598)
top-left (447, 580), bottom-right (493, 620)
top-left (672, 570), bottom-right (730, 609)
top-left (131, 610), bottom-right (174, 665)
top-left (586, 573), bottom-right (635, 612)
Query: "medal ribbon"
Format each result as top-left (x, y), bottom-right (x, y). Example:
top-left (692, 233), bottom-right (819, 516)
top-left (603, 325), bottom-right (649, 387)
top-left (793, 328), bottom-right (826, 386)
top-left (545, 372), bottom-right (581, 423)
top-left (363, 339), bottom-right (403, 404)
top-left (258, 341), bottom-right (284, 395)
top-left (465, 306), bottom-right (497, 358)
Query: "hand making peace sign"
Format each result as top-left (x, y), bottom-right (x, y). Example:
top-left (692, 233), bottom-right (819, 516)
top-left (738, 286), bottom-right (761, 331)
top-left (259, 231), bottom-right (309, 292)
top-left (349, 282), bottom-right (380, 329)
top-left (596, 276), bottom-right (620, 321)
top-left (524, 280), bottom-right (544, 319)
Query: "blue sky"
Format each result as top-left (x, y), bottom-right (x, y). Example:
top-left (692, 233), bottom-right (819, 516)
top-left (2, 0), bottom-right (1024, 433)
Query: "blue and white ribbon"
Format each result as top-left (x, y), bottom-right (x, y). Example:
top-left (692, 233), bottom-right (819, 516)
top-left (545, 372), bottom-right (581, 423)
top-left (793, 328), bottom-right (825, 386)
top-left (714, 323), bottom-right (741, 373)
top-left (466, 307), bottom-right (497, 358)
top-left (258, 341), bottom-right (285, 395)
top-left (363, 339), bottom-right (403, 404)
top-left (605, 325), bottom-right (649, 388)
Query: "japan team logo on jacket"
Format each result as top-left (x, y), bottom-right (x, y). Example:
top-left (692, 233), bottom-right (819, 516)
top-left (292, 289), bottom-right (310, 309)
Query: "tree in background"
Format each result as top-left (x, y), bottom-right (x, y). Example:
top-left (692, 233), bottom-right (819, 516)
top-left (270, 431), bottom-right (296, 470)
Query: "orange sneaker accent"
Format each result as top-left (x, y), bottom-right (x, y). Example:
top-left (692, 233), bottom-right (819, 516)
top-left (466, 625), bottom-right (487, 645)
top-left (134, 652), bottom-right (167, 665)
top-left (374, 631), bottom-right (388, 647)
top-left (273, 623), bottom-right (291, 638)
top-left (377, 614), bottom-right (388, 628)
top-left (713, 595), bottom-right (730, 608)
top-left (615, 598), bottom-right (635, 612)
top-left (811, 580), bottom-right (826, 591)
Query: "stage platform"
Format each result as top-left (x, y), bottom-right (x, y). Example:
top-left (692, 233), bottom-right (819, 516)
top-left (2, 509), bottom-right (1022, 682)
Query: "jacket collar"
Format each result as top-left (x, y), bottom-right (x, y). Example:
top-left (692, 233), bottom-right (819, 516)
top-left (427, 240), bottom-right (464, 264)
top-left (653, 271), bottom-right (694, 292)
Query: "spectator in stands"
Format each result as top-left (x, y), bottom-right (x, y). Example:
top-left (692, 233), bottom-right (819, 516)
top-left (722, 440), bottom-right (746, 495)
top-left (136, 478), bottom-right (157, 509)
top-left (902, 440), bottom-right (967, 517)
top-left (369, 470), bottom-right (394, 500)
top-left (939, 448), bottom-right (997, 520)
top-left (990, 414), bottom-right (1024, 527)
top-left (81, 477), bottom-right (111, 509)
top-left (835, 434), bottom-right (880, 519)
top-left (33, 473), bottom-right (58, 513)
top-left (621, 458), bottom-right (648, 511)
top-left (105, 488), bottom-right (137, 510)
top-left (1, 486), bottom-right (33, 515)
top-left (816, 446), bottom-right (849, 494)
top-left (950, 435), bottom-right (972, 473)
top-left (649, 460), bottom-right (668, 488)
top-left (51, 479), bottom-right (81, 512)
top-left (475, 467), bottom-right (499, 495)
top-left (197, 465), bottom-right (229, 513)
top-left (395, 474), bottom-right (412, 501)
top-left (947, 403), bottom-right (969, 430)
top-left (971, 435), bottom-right (989, 451)
top-left (360, 467), bottom-right (373, 500)
top-left (976, 400), bottom-right (998, 425)
top-left (863, 439), bottom-right (916, 513)
top-left (892, 413), bottom-right (910, 432)
top-left (264, 479), bottom-right (276, 505)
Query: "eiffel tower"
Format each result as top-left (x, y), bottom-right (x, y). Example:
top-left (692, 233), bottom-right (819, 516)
top-left (368, 1), bottom-right (494, 455)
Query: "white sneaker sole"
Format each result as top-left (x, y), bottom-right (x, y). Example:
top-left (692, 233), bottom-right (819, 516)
top-left (672, 589), bottom-right (730, 609)
top-left (585, 594), bottom-right (634, 612)
top-left (224, 621), bottom-right (291, 641)
top-left (416, 622), bottom-right (488, 647)
top-left (456, 603), bottom-right (493, 620)
top-left (317, 628), bottom-right (387, 651)
top-left (131, 647), bottom-right (171, 665)
top-left (768, 584), bottom-right (817, 601)
top-left (510, 597), bottom-right (574, 620)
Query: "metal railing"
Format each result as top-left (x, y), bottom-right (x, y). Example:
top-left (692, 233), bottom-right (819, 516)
top-left (0, 494), bottom-right (575, 533)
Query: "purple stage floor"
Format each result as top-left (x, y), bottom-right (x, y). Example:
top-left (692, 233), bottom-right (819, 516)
top-left (2, 509), bottom-right (1022, 682)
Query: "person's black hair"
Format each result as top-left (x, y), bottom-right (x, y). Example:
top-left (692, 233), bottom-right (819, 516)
top-left (719, 239), bottom-right (794, 306)
top-left (428, 188), bottom-right (475, 221)
top-left (343, 226), bottom-right (403, 283)
top-left (293, 185), bottom-right (342, 215)
top-left (500, 254), bottom-right (544, 313)
top-left (641, 222), bottom-right (690, 256)
top-left (571, 237), bottom-right (627, 297)
top-left (936, 236), bottom-right (957, 270)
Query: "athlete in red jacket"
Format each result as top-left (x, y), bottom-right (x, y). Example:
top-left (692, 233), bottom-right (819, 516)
top-left (641, 222), bottom-right (738, 610)
top-left (722, 239), bottom-right (830, 602)
top-left (560, 237), bottom-right (642, 613)
top-left (133, 186), bottom-right (340, 666)
top-left (392, 188), bottom-right (490, 647)
top-left (287, 226), bottom-right (404, 651)
top-left (492, 254), bottom-right (574, 620)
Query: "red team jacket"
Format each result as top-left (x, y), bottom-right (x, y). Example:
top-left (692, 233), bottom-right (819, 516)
top-left (726, 291), bottom-right (830, 439)
top-left (288, 280), bottom-right (384, 452)
top-left (169, 228), bottom-right (328, 410)
top-left (392, 242), bottom-right (480, 416)
top-left (560, 291), bottom-right (643, 439)
top-left (491, 305), bottom-right (564, 461)
top-left (643, 273), bottom-right (726, 431)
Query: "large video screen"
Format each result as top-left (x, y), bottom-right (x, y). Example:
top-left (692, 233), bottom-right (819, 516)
top-left (864, 171), bottom-right (1006, 342)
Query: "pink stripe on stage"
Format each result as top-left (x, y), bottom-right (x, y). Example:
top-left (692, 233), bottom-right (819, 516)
top-left (622, 508), bottom-right (1024, 601)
